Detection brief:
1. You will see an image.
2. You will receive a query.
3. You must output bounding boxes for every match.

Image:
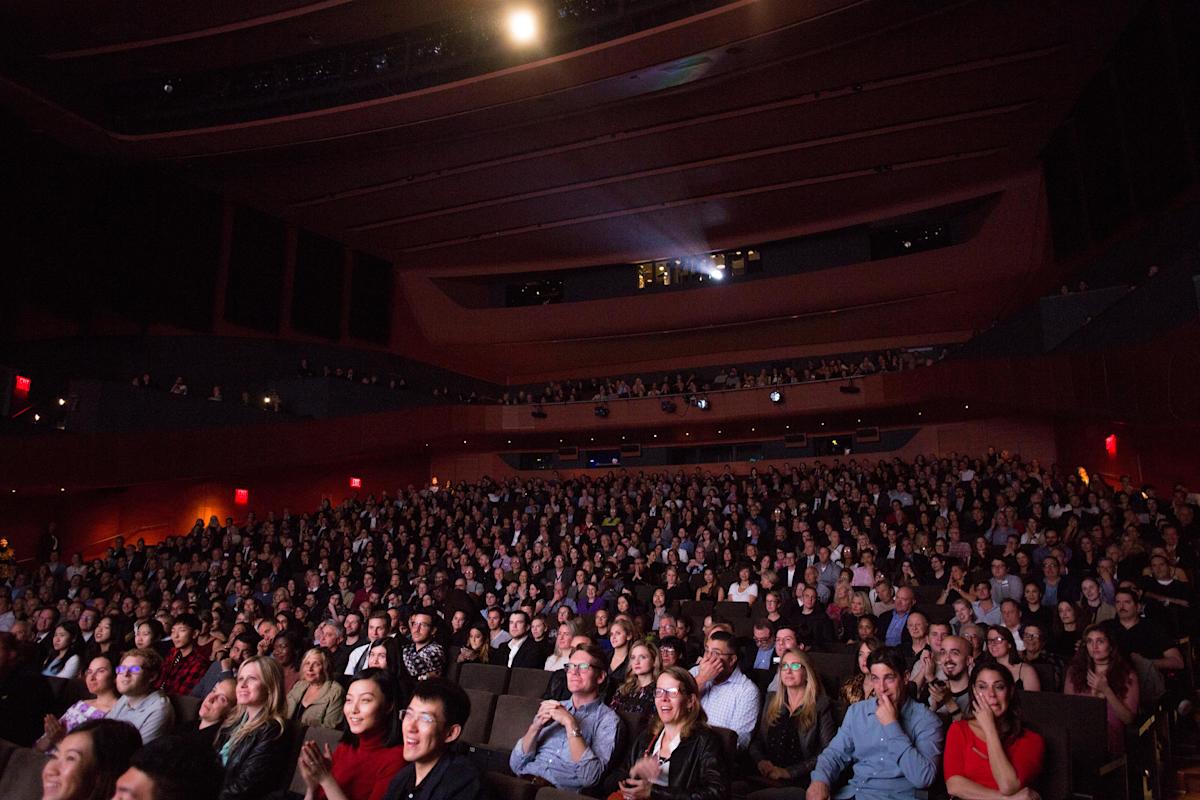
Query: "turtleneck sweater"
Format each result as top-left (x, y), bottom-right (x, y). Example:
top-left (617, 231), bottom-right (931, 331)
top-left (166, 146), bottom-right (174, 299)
top-left (319, 728), bottom-right (408, 800)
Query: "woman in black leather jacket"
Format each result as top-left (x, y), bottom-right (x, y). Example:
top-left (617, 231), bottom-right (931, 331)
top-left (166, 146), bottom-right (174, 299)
top-left (214, 655), bottom-right (292, 800)
top-left (613, 666), bottom-right (729, 800)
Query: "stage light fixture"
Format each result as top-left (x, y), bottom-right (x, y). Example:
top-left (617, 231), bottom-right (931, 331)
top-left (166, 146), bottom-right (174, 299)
top-left (695, 397), bottom-right (710, 410)
top-left (506, 8), bottom-right (539, 44)
top-left (768, 390), bottom-right (783, 404)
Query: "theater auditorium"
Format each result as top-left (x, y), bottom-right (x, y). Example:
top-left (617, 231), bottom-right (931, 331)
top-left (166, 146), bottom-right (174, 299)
top-left (1, 2), bottom-right (1199, 799)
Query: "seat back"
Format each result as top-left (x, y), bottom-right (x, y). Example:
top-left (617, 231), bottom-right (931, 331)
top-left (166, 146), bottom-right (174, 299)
top-left (487, 695), bottom-right (544, 748)
top-left (1021, 691), bottom-right (1107, 793)
top-left (710, 726), bottom-right (738, 763)
top-left (287, 725), bottom-right (346, 795)
top-left (462, 689), bottom-right (498, 746)
top-left (536, 787), bottom-right (587, 800)
top-left (714, 601), bottom-right (750, 619)
top-left (170, 693), bottom-right (201, 725)
top-left (0, 739), bottom-right (19, 781)
top-left (460, 662), bottom-right (510, 694)
top-left (1031, 721), bottom-right (1072, 800)
top-left (922, 604), bottom-right (954, 625)
top-left (680, 600), bottom-right (713, 619)
top-left (807, 652), bottom-right (856, 698)
top-left (0, 747), bottom-right (49, 800)
top-left (485, 771), bottom-right (539, 800)
top-left (508, 667), bottom-right (551, 699)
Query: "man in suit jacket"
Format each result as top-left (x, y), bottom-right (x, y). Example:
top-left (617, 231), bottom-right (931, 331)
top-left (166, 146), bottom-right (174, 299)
top-left (778, 552), bottom-right (802, 590)
top-left (877, 586), bottom-right (917, 648)
top-left (494, 611), bottom-right (544, 669)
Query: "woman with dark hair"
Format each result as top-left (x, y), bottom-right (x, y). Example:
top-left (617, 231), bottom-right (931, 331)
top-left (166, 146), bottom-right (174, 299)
top-left (839, 638), bottom-right (881, 707)
top-left (215, 655), bottom-right (292, 800)
top-left (134, 618), bottom-right (169, 657)
top-left (86, 616), bottom-right (127, 661)
top-left (458, 624), bottom-right (492, 664)
top-left (42, 621), bottom-right (84, 678)
top-left (299, 668), bottom-right (407, 800)
top-left (1065, 625), bottom-right (1138, 755)
top-left (983, 625), bottom-right (1040, 691)
top-left (37, 655), bottom-right (120, 752)
top-left (944, 663), bottom-right (1045, 799)
top-left (1051, 601), bottom-right (1085, 658)
top-left (273, 630), bottom-right (306, 693)
top-left (40, 718), bottom-right (142, 800)
top-left (612, 666), bottom-right (728, 800)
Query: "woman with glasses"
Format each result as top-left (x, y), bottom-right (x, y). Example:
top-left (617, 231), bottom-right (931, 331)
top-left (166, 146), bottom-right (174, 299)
top-left (36, 655), bottom-right (120, 752)
top-left (747, 649), bottom-right (835, 797)
top-left (299, 668), bottom-right (407, 800)
top-left (983, 626), bottom-right (1040, 691)
top-left (613, 666), bottom-right (728, 800)
top-left (1065, 625), bottom-right (1137, 755)
top-left (944, 663), bottom-right (1045, 800)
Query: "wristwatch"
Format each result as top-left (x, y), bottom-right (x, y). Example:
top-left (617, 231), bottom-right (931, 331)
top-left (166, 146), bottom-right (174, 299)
top-left (568, 727), bottom-right (583, 738)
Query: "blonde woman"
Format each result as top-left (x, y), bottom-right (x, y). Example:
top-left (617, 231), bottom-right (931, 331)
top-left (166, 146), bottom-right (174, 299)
top-left (609, 640), bottom-right (661, 721)
top-left (607, 617), bottom-right (636, 690)
top-left (285, 648), bottom-right (346, 730)
top-left (215, 655), bottom-right (292, 800)
top-left (748, 649), bottom-right (836, 793)
top-left (545, 620), bottom-right (580, 671)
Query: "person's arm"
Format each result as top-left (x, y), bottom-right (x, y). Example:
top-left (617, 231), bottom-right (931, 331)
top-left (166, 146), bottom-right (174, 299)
top-left (1155, 646), bottom-right (1184, 672)
top-left (883, 701), bottom-right (942, 790)
top-left (808, 703), bottom-right (857, 795)
top-left (788, 699), bottom-right (838, 780)
top-left (323, 684), bottom-right (345, 728)
top-left (139, 695), bottom-right (175, 743)
top-left (729, 682), bottom-right (762, 750)
top-left (60, 655), bottom-right (81, 679)
top-left (1018, 663), bottom-right (1040, 692)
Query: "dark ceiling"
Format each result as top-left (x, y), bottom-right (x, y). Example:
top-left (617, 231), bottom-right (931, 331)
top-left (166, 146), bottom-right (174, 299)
top-left (0, 0), bottom-right (1136, 277)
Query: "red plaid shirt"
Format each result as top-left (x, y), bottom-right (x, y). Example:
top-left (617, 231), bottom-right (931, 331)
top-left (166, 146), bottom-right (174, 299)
top-left (159, 647), bottom-right (210, 696)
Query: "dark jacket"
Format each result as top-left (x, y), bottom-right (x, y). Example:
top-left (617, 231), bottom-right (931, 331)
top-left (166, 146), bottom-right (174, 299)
top-left (617, 725), bottom-right (729, 800)
top-left (493, 637), bottom-right (544, 669)
top-left (747, 693), bottom-right (837, 783)
top-left (214, 717), bottom-right (292, 800)
top-left (876, 609), bottom-right (914, 646)
top-left (382, 753), bottom-right (489, 800)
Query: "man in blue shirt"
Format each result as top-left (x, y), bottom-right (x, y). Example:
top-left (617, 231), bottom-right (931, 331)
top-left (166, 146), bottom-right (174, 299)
top-left (510, 643), bottom-right (619, 790)
top-left (807, 647), bottom-right (943, 800)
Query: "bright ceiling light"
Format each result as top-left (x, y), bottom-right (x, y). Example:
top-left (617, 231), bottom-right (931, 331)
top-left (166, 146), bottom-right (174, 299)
top-left (506, 8), bottom-right (539, 44)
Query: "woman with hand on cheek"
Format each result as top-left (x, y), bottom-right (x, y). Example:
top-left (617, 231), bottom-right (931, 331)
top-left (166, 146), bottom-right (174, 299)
top-left (944, 664), bottom-right (1045, 800)
top-left (300, 668), bottom-right (407, 800)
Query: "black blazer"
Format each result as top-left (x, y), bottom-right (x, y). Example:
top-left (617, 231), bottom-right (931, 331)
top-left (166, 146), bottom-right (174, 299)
top-left (383, 753), bottom-right (487, 800)
top-left (747, 694), bottom-right (837, 783)
top-left (494, 637), bottom-right (545, 669)
top-left (616, 725), bottom-right (729, 800)
top-left (213, 718), bottom-right (292, 800)
top-left (876, 609), bottom-right (914, 646)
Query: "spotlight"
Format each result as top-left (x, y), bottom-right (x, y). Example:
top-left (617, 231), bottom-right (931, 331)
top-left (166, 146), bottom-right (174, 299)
top-left (33, 414), bottom-right (40, 422)
top-left (531, 405), bottom-right (548, 419)
top-left (768, 390), bottom-right (783, 404)
top-left (594, 404), bottom-right (610, 418)
top-left (506, 7), bottom-right (539, 44)
top-left (660, 399), bottom-right (678, 414)
top-left (57, 398), bottom-right (66, 406)
top-left (695, 397), bottom-right (710, 410)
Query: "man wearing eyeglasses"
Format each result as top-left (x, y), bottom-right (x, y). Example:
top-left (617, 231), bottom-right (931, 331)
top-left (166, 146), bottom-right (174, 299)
top-left (510, 643), bottom-right (619, 791)
top-left (402, 611), bottom-right (445, 680)
top-left (690, 631), bottom-right (759, 749)
top-left (383, 678), bottom-right (486, 800)
top-left (108, 647), bottom-right (175, 743)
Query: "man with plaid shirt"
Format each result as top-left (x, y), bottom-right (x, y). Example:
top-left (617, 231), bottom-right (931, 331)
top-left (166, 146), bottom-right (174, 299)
top-left (401, 610), bottom-right (445, 680)
top-left (158, 613), bottom-right (209, 696)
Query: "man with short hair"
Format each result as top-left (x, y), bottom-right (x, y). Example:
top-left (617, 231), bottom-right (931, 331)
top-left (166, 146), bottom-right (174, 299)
top-left (383, 678), bottom-right (487, 800)
top-left (510, 644), bottom-right (620, 791)
top-left (1113, 587), bottom-right (1184, 672)
top-left (691, 630), bottom-right (760, 749)
top-left (742, 620), bottom-right (776, 675)
top-left (346, 611), bottom-right (391, 676)
top-left (319, 620), bottom-right (350, 674)
top-left (1040, 556), bottom-right (1079, 605)
top-left (113, 734), bottom-right (224, 800)
top-left (877, 586), bottom-right (916, 648)
top-left (496, 610), bottom-right (543, 669)
top-left (927, 635), bottom-right (973, 724)
top-left (1139, 554), bottom-right (1192, 636)
top-left (486, 607), bottom-right (511, 649)
top-left (970, 581), bottom-right (1002, 626)
top-left (998, 600), bottom-right (1025, 652)
top-left (158, 613), bottom-right (209, 696)
top-left (109, 648), bottom-right (175, 743)
top-left (766, 625), bottom-right (800, 693)
top-left (403, 611), bottom-right (446, 680)
top-left (808, 647), bottom-right (943, 800)
top-left (1021, 622), bottom-right (1063, 692)
top-left (989, 559), bottom-right (1021, 604)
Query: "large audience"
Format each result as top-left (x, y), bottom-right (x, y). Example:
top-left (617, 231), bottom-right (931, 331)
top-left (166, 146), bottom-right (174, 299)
top-left (0, 448), bottom-right (1195, 800)
top-left (498, 348), bottom-right (946, 405)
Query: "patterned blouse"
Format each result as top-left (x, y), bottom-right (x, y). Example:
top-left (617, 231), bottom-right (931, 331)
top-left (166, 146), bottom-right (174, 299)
top-left (60, 700), bottom-right (108, 733)
top-left (609, 682), bottom-right (656, 720)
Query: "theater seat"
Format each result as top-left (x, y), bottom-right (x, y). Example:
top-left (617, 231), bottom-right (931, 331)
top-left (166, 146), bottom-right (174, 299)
top-left (0, 747), bottom-right (49, 800)
top-left (485, 771), bottom-right (538, 800)
top-left (508, 668), bottom-right (552, 699)
top-left (169, 693), bottom-right (201, 725)
top-left (460, 663), bottom-right (510, 694)
top-left (461, 689), bottom-right (498, 747)
top-left (714, 601), bottom-right (750, 619)
top-left (536, 787), bottom-right (586, 800)
top-left (469, 694), bottom-right (543, 774)
top-left (0, 739), bottom-right (19, 780)
top-left (288, 725), bottom-right (346, 795)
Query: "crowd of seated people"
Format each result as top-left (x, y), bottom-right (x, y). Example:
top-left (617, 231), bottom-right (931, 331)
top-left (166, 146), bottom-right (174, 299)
top-left (0, 448), bottom-right (1196, 799)
top-left (497, 348), bottom-right (946, 405)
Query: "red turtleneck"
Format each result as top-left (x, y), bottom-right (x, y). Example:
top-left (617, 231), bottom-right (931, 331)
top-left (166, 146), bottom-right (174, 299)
top-left (319, 728), bottom-right (407, 800)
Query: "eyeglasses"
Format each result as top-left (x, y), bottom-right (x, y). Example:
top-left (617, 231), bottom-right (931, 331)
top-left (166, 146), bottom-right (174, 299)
top-left (1023, 632), bottom-right (1042, 640)
top-left (401, 709), bottom-right (439, 728)
top-left (780, 663), bottom-right (805, 672)
top-left (564, 663), bottom-right (596, 674)
top-left (115, 665), bottom-right (143, 674)
top-left (986, 636), bottom-right (1005, 645)
top-left (703, 648), bottom-right (735, 659)
top-left (653, 687), bottom-right (683, 698)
